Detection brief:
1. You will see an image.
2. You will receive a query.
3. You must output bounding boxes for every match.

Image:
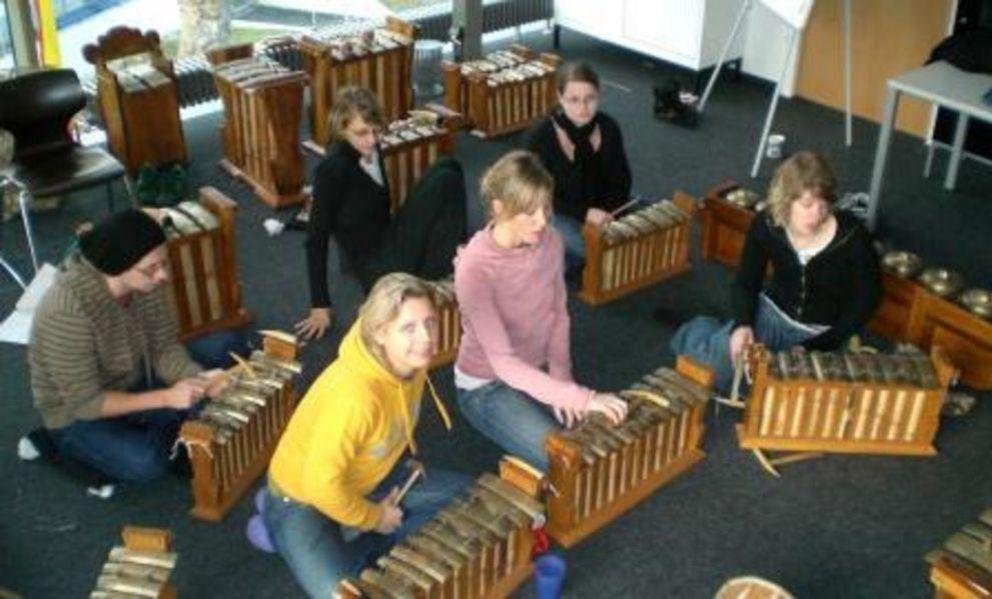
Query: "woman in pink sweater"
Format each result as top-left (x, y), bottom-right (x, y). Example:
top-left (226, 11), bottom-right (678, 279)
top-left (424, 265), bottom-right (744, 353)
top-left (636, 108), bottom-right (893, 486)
top-left (454, 150), bottom-right (627, 471)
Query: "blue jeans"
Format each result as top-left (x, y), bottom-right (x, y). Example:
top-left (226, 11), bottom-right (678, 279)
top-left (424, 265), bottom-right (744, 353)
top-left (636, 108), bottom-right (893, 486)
top-left (262, 460), bottom-right (471, 598)
top-left (457, 381), bottom-right (562, 472)
top-left (50, 406), bottom-right (190, 483)
top-left (185, 327), bottom-right (252, 370)
top-left (670, 295), bottom-right (817, 395)
top-left (47, 329), bottom-right (251, 483)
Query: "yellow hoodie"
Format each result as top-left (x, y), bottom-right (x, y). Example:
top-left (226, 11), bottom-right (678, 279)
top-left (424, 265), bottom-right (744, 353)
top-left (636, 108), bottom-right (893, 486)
top-left (268, 319), bottom-right (450, 530)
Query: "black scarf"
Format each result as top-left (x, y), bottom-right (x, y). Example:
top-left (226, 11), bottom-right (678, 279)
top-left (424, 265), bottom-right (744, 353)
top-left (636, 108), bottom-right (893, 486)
top-left (551, 108), bottom-right (600, 169)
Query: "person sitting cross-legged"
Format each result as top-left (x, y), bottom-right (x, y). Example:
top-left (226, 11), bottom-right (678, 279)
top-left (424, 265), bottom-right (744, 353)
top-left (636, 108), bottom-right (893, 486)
top-left (21, 209), bottom-right (243, 484)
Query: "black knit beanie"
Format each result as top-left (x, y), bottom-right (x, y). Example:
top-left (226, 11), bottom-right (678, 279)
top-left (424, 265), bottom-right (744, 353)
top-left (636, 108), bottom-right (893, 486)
top-left (79, 209), bottom-right (166, 275)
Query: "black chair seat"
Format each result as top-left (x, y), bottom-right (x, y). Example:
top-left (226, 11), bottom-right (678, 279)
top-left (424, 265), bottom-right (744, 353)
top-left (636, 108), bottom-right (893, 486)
top-left (1, 145), bottom-right (125, 197)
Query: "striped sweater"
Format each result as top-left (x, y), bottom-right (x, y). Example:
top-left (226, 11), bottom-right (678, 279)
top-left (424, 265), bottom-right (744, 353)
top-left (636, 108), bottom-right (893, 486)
top-left (28, 256), bottom-right (201, 429)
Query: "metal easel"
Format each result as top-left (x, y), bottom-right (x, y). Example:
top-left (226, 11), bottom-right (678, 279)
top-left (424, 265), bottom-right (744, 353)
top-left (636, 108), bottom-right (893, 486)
top-left (698, 0), bottom-right (851, 177)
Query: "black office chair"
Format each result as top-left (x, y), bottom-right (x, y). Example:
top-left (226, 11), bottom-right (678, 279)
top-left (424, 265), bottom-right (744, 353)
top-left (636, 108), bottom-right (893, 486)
top-left (0, 68), bottom-right (132, 276)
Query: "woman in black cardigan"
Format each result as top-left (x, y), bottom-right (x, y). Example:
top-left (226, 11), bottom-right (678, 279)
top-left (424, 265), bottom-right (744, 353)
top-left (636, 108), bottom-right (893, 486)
top-left (671, 151), bottom-right (882, 394)
top-left (526, 62), bottom-right (631, 269)
top-left (296, 87), bottom-right (466, 340)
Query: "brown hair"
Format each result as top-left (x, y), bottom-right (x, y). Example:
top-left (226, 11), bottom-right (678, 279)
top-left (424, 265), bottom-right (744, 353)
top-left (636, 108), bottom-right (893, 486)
top-left (766, 151), bottom-right (838, 227)
top-left (328, 86), bottom-right (387, 139)
top-left (479, 150), bottom-right (554, 221)
top-left (359, 272), bottom-right (437, 368)
top-left (556, 61), bottom-right (600, 94)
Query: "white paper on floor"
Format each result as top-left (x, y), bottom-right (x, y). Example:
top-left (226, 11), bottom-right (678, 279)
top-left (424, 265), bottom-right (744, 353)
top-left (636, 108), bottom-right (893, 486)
top-left (0, 263), bottom-right (58, 345)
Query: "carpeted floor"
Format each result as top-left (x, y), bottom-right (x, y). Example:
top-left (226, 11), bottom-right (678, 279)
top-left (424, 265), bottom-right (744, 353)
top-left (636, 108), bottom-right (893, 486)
top-left (2, 28), bottom-right (990, 598)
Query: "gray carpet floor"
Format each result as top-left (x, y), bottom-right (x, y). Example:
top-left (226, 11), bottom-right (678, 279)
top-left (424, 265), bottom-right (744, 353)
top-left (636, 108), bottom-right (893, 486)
top-left (2, 29), bottom-right (991, 598)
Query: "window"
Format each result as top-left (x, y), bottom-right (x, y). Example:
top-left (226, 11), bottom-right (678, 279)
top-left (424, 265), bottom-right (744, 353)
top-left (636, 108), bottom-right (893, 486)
top-left (1, 2), bottom-right (13, 69)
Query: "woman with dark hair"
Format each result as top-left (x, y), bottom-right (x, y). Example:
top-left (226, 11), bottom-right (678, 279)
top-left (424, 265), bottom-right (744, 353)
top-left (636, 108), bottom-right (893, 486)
top-left (526, 61), bottom-right (632, 269)
top-left (670, 151), bottom-right (882, 394)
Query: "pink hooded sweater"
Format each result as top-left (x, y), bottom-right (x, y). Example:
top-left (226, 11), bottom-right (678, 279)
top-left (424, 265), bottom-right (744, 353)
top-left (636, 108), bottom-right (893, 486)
top-left (453, 226), bottom-right (593, 410)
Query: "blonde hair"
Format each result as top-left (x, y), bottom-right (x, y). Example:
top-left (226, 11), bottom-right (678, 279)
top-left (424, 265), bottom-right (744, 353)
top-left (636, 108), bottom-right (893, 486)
top-left (328, 86), bottom-right (387, 139)
top-left (480, 150), bottom-right (553, 221)
top-left (359, 273), bottom-right (437, 363)
top-left (766, 151), bottom-right (838, 227)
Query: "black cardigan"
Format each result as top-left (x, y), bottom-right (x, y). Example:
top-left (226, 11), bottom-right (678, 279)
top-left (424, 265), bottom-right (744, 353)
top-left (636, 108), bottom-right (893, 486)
top-left (526, 111), bottom-right (632, 222)
top-left (731, 210), bottom-right (882, 351)
top-left (304, 141), bottom-right (391, 308)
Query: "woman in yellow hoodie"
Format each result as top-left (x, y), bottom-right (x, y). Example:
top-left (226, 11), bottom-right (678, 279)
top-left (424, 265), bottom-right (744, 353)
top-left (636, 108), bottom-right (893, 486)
top-left (263, 273), bottom-right (469, 597)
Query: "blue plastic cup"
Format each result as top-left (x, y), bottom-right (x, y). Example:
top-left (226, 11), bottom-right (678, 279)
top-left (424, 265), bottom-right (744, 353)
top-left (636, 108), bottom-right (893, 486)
top-left (534, 553), bottom-right (567, 599)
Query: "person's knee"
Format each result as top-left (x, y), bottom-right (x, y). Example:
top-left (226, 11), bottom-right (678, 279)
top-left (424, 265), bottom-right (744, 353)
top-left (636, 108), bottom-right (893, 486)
top-left (115, 449), bottom-right (171, 483)
top-left (185, 328), bottom-right (251, 369)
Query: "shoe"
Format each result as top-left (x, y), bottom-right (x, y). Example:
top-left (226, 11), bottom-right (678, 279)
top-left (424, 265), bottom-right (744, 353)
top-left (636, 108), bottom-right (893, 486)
top-left (18, 428), bottom-right (57, 461)
top-left (86, 484), bottom-right (116, 500)
top-left (158, 165), bottom-right (188, 206)
top-left (135, 165), bottom-right (162, 207)
top-left (17, 436), bottom-right (40, 461)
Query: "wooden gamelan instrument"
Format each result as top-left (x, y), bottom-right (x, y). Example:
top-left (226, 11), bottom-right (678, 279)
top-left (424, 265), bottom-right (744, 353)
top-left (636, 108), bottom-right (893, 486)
top-left (211, 53), bottom-right (308, 208)
top-left (579, 193), bottom-right (695, 306)
top-left (442, 45), bottom-right (561, 138)
top-left (544, 357), bottom-right (713, 547)
top-left (378, 112), bottom-right (458, 214)
top-left (90, 526), bottom-right (177, 599)
top-left (300, 18), bottom-right (417, 154)
top-left (178, 331), bottom-right (301, 522)
top-left (698, 180), bottom-right (992, 392)
top-left (83, 26), bottom-right (186, 175)
top-left (338, 459), bottom-right (545, 599)
top-left (926, 508), bottom-right (992, 599)
top-left (159, 186), bottom-right (251, 341)
top-left (428, 279), bottom-right (460, 370)
top-left (737, 345), bottom-right (957, 457)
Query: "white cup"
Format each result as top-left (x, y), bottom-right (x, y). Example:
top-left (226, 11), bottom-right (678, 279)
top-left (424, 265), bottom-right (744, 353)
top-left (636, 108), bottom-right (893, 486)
top-left (766, 133), bottom-right (786, 159)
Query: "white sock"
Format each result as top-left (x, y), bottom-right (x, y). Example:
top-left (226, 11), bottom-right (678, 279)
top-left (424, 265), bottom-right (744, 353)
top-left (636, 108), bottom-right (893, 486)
top-left (17, 436), bottom-right (40, 461)
top-left (86, 484), bottom-right (116, 500)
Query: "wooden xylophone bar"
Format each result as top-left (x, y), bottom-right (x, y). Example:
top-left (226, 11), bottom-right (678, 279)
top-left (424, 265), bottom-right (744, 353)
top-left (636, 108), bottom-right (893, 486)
top-left (926, 508), bottom-right (992, 599)
top-left (338, 461), bottom-right (545, 599)
top-left (179, 331), bottom-right (301, 522)
top-left (300, 17), bottom-right (416, 154)
top-left (737, 345), bottom-right (957, 456)
top-left (161, 186), bottom-right (251, 341)
top-left (544, 356), bottom-right (713, 547)
top-left (579, 192), bottom-right (696, 306)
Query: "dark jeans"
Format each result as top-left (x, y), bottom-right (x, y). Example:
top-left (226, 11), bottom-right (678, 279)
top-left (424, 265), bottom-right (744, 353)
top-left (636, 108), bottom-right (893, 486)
top-left (262, 459), bottom-right (471, 598)
top-left (47, 328), bottom-right (250, 483)
top-left (358, 157), bottom-right (467, 292)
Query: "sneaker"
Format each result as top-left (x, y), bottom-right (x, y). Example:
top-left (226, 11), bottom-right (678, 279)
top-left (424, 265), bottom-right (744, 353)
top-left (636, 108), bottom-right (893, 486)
top-left (17, 436), bottom-right (40, 461)
top-left (135, 165), bottom-right (161, 206)
top-left (86, 484), bottom-right (116, 500)
top-left (18, 428), bottom-right (57, 461)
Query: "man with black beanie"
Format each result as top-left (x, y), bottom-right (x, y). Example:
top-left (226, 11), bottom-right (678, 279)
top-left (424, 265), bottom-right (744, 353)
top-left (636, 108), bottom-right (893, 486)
top-left (22, 209), bottom-right (230, 484)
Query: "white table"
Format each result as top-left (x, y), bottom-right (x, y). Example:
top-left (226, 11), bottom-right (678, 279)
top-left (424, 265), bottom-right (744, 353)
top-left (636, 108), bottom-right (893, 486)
top-left (867, 61), bottom-right (992, 230)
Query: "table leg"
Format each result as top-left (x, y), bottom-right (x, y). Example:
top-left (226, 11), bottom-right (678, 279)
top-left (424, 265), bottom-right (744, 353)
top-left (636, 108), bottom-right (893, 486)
top-left (867, 87), bottom-right (900, 231)
top-left (944, 113), bottom-right (969, 191)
